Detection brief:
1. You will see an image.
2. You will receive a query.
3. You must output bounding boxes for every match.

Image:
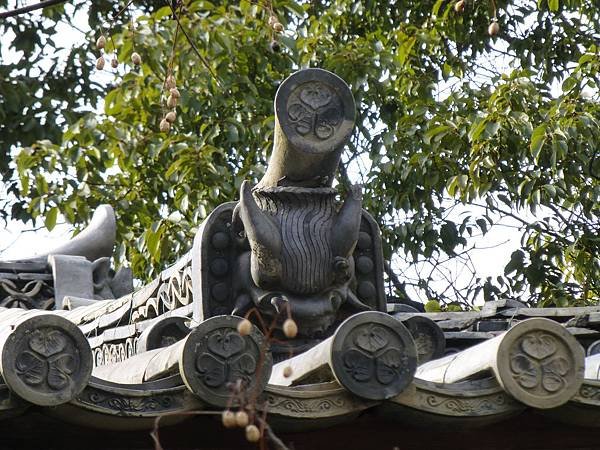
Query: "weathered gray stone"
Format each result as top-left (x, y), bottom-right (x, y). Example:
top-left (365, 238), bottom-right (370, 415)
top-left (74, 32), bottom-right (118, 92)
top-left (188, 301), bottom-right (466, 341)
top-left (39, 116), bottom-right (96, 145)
top-left (49, 255), bottom-right (94, 309)
top-left (108, 266), bottom-right (134, 298)
top-left (191, 68), bottom-right (386, 343)
top-left (258, 68), bottom-right (356, 189)
top-left (15, 204), bottom-right (116, 264)
top-left (0, 205), bottom-right (130, 310)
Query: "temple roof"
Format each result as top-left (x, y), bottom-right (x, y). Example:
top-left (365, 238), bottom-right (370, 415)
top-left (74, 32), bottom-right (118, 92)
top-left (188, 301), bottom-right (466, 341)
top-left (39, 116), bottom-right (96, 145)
top-left (0, 284), bottom-right (599, 449)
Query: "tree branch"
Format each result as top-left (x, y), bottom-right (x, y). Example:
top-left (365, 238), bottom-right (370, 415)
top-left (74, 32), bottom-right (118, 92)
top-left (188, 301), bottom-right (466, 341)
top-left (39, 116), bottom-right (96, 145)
top-left (0, 0), bottom-right (70, 19)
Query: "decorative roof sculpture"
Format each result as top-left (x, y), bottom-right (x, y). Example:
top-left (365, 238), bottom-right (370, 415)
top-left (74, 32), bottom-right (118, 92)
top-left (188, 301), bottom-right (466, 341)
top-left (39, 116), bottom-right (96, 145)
top-left (191, 68), bottom-right (386, 346)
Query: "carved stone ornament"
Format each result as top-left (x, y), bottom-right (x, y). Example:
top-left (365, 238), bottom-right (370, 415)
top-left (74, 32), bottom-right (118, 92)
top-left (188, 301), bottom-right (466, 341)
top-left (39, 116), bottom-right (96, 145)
top-left (0, 277), bottom-right (54, 310)
top-left (86, 389), bottom-right (175, 413)
top-left (273, 68), bottom-right (355, 159)
top-left (330, 311), bottom-right (417, 401)
top-left (495, 318), bottom-right (584, 409)
top-left (191, 69), bottom-right (386, 343)
top-left (0, 205), bottom-right (133, 311)
top-left (284, 80), bottom-right (347, 145)
top-left (391, 378), bottom-right (523, 418)
top-left (93, 337), bottom-right (137, 367)
top-left (233, 70), bottom-right (368, 339)
top-left (74, 380), bottom-right (190, 418)
top-left (401, 316), bottom-right (446, 364)
top-left (265, 382), bottom-right (373, 419)
top-left (2, 314), bottom-right (93, 406)
top-left (137, 316), bottom-right (191, 353)
top-left (179, 315), bottom-right (272, 407)
top-left (574, 381), bottom-right (600, 405)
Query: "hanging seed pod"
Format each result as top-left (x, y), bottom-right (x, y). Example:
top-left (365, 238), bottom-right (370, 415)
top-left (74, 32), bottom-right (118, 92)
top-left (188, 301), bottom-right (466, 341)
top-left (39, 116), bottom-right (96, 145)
top-left (488, 21), bottom-right (500, 36)
top-left (283, 318), bottom-right (298, 338)
top-left (165, 111), bottom-right (177, 123)
top-left (96, 35), bottom-right (106, 49)
top-left (235, 410), bottom-right (249, 428)
top-left (237, 318), bottom-right (252, 336)
top-left (95, 56), bottom-right (106, 70)
top-left (245, 425), bottom-right (261, 443)
top-left (111, 57), bottom-right (118, 69)
top-left (167, 94), bottom-right (178, 109)
top-left (169, 87), bottom-right (181, 99)
top-left (454, 0), bottom-right (465, 13)
top-left (159, 119), bottom-right (170, 132)
top-left (270, 40), bottom-right (281, 53)
top-left (272, 22), bottom-right (284, 33)
top-left (131, 52), bottom-right (142, 65)
top-left (221, 410), bottom-right (236, 428)
top-left (166, 74), bottom-right (176, 89)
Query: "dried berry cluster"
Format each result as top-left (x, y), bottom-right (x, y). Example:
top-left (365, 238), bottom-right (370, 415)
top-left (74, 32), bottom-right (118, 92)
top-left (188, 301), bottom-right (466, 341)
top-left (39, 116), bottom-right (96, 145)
top-left (221, 410), bottom-right (261, 442)
top-left (95, 33), bottom-right (143, 70)
top-left (267, 14), bottom-right (285, 53)
top-left (93, 27), bottom-right (180, 133)
top-left (453, 0), bottom-right (500, 36)
top-left (229, 307), bottom-right (299, 445)
top-left (93, 6), bottom-right (290, 136)
top-left (160, 74), bottom-right (180, 132)
top-left (95, 35), bottom-right (119, 70)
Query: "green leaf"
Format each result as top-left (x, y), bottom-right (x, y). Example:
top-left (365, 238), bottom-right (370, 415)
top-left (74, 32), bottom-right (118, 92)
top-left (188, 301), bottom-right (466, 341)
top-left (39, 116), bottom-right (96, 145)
top-left (543, 184), bottom-right (556, 198)
top-left (440, 221), bottom-right (459, 252)
top-left (530, 124), bottom-right (547, 161)
top-left (547, 0), bottom-right (559, 11)
top-left (45, 207), bottom-right (58, 231)
top-left (562, 76), bottom-right (577, 92)
top-left (397, 35), bottom-right (416, 66)
top-left (485, 121), bottom-right (501, 138)
top-left (424, 300), bottom-right (442, 312)
top-left (104, 89), bottom-right (122, 116)
top-left (154, 6), bottom-right (172, 20)
top-left (446, 176), bottom-right (459, 197)
top-left (476, 218), bottom-right (488, 234)
top-left (424, 125), bottom-right (451, 144)
top-left (505, 250), bottom-right (525, 275)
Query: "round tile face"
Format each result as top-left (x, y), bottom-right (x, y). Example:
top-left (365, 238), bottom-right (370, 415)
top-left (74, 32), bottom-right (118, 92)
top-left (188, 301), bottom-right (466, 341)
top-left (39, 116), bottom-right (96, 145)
top-left (3, 315), bottom-right (93, 406)
top-left (403, 316), bottom-right (446, 364)
top-left (180, 315), bottom-right (272, 407)
top-left (496, 318), bottom-right (584, 409)
top-left (275, 68), bottom-right (355, 155)
top-left (330, 311), bottom-right (417, 401)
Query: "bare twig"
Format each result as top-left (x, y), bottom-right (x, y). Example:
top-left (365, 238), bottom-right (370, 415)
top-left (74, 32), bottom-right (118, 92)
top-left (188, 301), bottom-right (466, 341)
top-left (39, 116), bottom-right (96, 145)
top-left (166, 0), bottom-right (222, 86)
top-left (256, 417), bottom-right (291, 450)
top-left (0, 0), bottom-right (69, 19)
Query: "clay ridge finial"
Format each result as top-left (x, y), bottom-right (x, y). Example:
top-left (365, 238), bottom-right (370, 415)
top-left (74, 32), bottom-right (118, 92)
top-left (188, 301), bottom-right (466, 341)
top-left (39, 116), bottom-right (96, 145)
top-left (257, 68), bottom-right (356, 189)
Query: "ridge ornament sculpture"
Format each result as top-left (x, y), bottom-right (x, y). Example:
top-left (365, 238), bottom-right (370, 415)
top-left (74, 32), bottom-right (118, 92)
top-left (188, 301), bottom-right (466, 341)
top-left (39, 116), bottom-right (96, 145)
top-left (192, 68), bottom-right (386, 342)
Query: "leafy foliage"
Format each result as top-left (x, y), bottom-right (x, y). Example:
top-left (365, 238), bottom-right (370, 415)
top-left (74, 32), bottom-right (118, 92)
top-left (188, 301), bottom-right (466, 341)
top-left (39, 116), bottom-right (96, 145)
top-left (1, 0), bottom-right (599, 306)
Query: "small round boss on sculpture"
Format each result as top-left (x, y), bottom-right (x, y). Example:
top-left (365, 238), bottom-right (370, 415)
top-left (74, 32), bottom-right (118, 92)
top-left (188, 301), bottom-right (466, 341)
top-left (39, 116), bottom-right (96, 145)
top-left (275, 68), bottom-right (355, 154)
